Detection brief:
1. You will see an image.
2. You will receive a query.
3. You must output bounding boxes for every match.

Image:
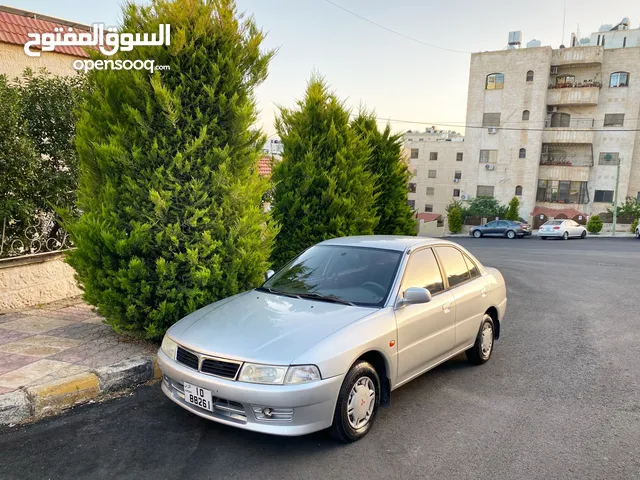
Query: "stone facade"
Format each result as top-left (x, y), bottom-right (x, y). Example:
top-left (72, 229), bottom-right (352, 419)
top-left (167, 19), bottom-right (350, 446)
top-left (0, 254), bottom-right (82, 312)
top-left (0, 43), bottom-right (81, 78)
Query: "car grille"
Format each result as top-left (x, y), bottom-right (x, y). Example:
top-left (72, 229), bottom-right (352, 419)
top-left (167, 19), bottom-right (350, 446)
top-left (176, 347), bottom-right (199, 369)
top-left (175, 346), bottom-right (242, 380)
top-left (201, 358), bottom-right (241, 379)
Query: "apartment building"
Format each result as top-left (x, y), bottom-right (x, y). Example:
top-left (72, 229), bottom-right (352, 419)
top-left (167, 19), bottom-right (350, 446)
top-left (404, 130), bottom-right (465, 215)
top-left (407, 18), bottom-right (640, 225)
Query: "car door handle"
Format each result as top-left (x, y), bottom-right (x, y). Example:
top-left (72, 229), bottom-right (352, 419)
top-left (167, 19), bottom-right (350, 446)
top-left (442, 302), bottom-right (453, 313)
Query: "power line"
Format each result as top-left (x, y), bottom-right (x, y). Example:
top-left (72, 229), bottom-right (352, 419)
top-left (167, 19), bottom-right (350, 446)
top-left (323, 0), bottom-right (471, 54)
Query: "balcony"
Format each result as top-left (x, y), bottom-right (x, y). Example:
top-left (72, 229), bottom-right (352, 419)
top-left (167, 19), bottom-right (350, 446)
top-left (547, 86), bottom-right (600, 106)
top-left (550, 46), bottom-right (603, 67)
top-left (540, 144), bottom-right (593, 167)
top-left (542, 118), bottom-right (594, 143)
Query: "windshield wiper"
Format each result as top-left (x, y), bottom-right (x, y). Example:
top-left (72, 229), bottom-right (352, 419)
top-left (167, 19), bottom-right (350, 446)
top-left (255, 286), bottom-right (301, 299)
top-left (295, 292), bottom-right (355, 306)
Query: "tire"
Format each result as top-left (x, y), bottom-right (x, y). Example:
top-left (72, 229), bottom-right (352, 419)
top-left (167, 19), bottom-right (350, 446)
top-left (329, 361), bottom-right (381, 442)
top-left (563, 231), bottom-right (569, 240)
top-left (636, 229), bottom-right (640, 239)
top-left (581, 230), bottom-right (587, 239)
top-left (540, 236), bottom-right (547, 240)
top-left (473, 230), bottom-right (482, 238)
top-left (466, 314), bottom-right (495, 365)
top-left (506, 230), bottom-right (516, 239)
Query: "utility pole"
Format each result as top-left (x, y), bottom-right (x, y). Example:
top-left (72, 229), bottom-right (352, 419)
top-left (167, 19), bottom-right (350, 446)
top-left (612, 158), bottom-right (621, 236)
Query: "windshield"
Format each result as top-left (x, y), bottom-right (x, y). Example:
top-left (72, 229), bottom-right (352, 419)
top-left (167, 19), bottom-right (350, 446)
top-left (262, 245), bottom-right (402, 307)
top-left (545, 221), bottom-right (563, 225)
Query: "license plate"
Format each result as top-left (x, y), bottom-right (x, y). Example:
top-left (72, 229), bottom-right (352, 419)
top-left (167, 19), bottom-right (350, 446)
top-left (183, 382), bottom-right (213, 411)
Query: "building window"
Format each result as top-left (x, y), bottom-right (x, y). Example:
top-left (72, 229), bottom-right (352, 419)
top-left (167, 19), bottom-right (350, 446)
top-left (594, 190), bottom-right (614, 203)
top-left (556, 74), bottom-right (575, 86)
top-left (428, 169), bottom-right (437, 179)
top-left (610, 72), bottom-right (629, 87)
top-left (550, 112), bottom-right (571, 127)
top-left (526, 70), bottom-right (534, 82)
top-left (519, 148), bottom-right (526, 159)
top-left (418, 138), bottom-right (424, 141)
top-left (426, 187), bottom-right (435, 195)
top-left (536, 180), bottom-right (588, 204)
top-left (515, 185), bottom-right (523, 196)
top-left (479, 149), bottom-right (497, 163)
top-left (476, 185), bottom-right (495, 197)
top-left (486, 73), bottom-right (504, 90)
top-left (410, 148), bottom-right (419, 159)
top-left (604, 113), bottom-right (625, 127)
top-left (454, 171), bottom-right (462, 180)
top-left (407, 200), bottom-right (415, 209)
top-left (408, 183), bottom-right (416, 193)
top-left (456, 152), bottom-right (463, 161)
top-left (453, 189), bottom-right (460, 197)
top-left (482, 113), bottom-right (501, 127)
top-left (424, 204), bottom-right (433, 213)
top-left (522, 110), bottom-right (530, 121)
top-left (599, 152), bottom-right (620, 165)
top-left (429, 152), bottom-right (438, 161)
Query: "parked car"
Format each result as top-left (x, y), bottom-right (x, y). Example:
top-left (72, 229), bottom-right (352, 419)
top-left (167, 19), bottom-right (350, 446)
top-left (158, 236), bottom-right (507, 442)
top-left (537, 219), bottom-right (587, 240)
top-left (636, 223), bottom-right (640, 239)
top-left (470, 220), bottom-right (532, 239)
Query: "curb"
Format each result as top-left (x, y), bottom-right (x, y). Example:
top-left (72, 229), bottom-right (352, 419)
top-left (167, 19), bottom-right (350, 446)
top-left (0, 355), bottom-right (162, 426)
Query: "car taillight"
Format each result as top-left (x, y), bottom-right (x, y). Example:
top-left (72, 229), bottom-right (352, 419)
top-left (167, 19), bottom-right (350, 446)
top-left (553, 226), bottom-right (560, 230)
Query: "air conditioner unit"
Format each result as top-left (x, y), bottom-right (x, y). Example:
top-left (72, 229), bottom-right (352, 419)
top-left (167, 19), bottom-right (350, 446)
top-left (485, 164), bottom-right (495, 170)
top-left (487, 127), bottom-right (498, 134)
top-left (460, 194), bottom-right (469, 200)
top-left (453, 178), bottom-right (459, 183)
top-left (547, 106), bottom-right (559, 114)
top-left (550, 66), bottom-right (558, 74)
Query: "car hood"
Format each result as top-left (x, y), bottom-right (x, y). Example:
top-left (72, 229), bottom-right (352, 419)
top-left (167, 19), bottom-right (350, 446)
top-left (167, 291), bottom-right (376, 365)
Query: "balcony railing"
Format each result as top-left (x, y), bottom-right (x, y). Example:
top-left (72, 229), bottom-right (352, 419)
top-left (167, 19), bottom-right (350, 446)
top-left (544, 118), bottom-right (594, 128)
top-left (540, 153), bottom-right (594, 167)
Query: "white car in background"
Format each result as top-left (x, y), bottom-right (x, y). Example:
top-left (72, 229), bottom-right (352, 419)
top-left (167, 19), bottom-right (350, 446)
top-left (537, 220), bottom-right (587, 240)
top-left (636, 223), bottom-right (640, 239)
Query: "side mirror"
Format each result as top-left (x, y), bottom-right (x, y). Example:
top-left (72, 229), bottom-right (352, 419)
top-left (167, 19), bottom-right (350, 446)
top-left (397, 287), bottom-right (432, 309)
top-left (264, 269), bottom-right (275, 281)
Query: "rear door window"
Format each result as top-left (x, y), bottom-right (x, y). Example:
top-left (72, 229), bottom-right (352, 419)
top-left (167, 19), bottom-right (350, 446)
top-left (434, 247), bottom-right (471, 288)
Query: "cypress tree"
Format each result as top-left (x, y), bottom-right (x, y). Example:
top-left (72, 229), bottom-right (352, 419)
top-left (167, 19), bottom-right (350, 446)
top-left (66, 0), bottom-right (276, 338)
top-left (270, 77), bottom-right (378, 268)
top-left (352, 113), bottom-right (417, 235)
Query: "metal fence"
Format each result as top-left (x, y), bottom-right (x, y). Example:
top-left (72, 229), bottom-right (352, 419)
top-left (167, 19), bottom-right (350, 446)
top-left (1, 214), bottom-right (72, 259)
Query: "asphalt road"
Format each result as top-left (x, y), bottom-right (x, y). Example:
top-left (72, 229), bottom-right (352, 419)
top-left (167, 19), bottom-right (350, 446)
top-left (2, 237), bottom-right (639, 480)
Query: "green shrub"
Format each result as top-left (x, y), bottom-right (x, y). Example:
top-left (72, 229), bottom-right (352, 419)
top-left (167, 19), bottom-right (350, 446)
top-left (448, 206), bottom-right (463, 234)
top-left (505, 197), bottom-right (520, 221)
top-left (270, 77), bottom-right (378, 269)
top-left (587, 214), bottom-right (603, 234)
top-left (66, 0), bottom-right (276, 339)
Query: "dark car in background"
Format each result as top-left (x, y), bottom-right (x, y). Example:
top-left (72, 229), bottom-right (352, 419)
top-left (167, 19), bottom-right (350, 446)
top-left (470, 220), bottom-right (532, 239)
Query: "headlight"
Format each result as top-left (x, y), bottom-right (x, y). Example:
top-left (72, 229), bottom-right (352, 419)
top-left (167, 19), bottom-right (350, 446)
top-left (238, 363), bottom-right (287, 384)
top-left (161, 335), bottom-right (178, 360)
top-left (285, 365), bottom-right (321, 384)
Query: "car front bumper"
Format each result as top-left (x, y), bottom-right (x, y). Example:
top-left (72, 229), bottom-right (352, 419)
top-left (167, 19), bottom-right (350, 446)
top-left (157, 349), bottom-right (344, 436)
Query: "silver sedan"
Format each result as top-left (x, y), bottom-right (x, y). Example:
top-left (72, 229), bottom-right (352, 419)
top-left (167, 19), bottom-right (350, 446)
top-left (537, 219), bottom-right (587, 240)
top-left (158, 236), bottom-right (507, 442)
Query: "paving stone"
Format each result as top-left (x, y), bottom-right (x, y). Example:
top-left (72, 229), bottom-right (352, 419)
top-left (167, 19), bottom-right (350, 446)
top-left (0, 359), bottom-right (75, 390)
top-left (50, 338), bottom-right (154, 368)
top-left (0, 330), bottom-right (32, 346)
top-left (0, 352), bottom-right (39, 376)
top-left (0, 386), bottom-right (16, 395)
top-left (0, 317), bottom-right (75, 334)
top-left (0, 313), bottom-right (29, 324)
top-left (0, 335), bottom-right (82, 358)
top-left (44, 322), bottom-right (113, 342)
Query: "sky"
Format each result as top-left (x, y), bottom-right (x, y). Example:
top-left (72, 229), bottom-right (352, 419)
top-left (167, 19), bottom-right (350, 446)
top-left (9, 0), bottom-right (640, 136)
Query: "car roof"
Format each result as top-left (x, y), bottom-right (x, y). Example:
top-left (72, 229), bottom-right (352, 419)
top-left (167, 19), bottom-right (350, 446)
top-left (317, 235), bottom-right (457, 252)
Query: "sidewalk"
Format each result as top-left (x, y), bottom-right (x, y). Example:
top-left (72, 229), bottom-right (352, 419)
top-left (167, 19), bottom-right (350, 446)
top-left (0, 297), bottom-right (160, 425)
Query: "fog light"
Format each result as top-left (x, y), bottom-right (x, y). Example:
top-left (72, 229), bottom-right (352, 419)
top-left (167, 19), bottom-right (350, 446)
top-left (262, 407), bottom-right (273, 418)
top-left (252, 405), bottom-right (294, 421)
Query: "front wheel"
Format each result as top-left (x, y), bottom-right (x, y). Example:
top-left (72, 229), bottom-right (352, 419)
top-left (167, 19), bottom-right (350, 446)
top-left (473, 230), bottom-right (482, 238)
top-left (581, 230), bottom-right (587, 239)
top-left (466, 315), bottom-right (495, 365)
top-left (329, 361), bottom-right (380, 442)
top-left (506, 230), bottom-right (516, 239)
top-left (636, 229), bottom-right (640, 239)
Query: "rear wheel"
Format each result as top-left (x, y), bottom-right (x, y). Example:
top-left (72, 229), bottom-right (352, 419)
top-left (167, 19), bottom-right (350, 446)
top-left (636, 229), bottom-right (640, 239)
top-left (466, 315), bottom-right (494, 365)
top-left (581, 230), bottom-right (587, 239)
top-left (329, 361), bottom-right (380, 442)
top-left (563, 231), bottom-right (569, 240)
top-left (506, 230), bottom-right (516, 239)
top-left (473, 230), bottom-right (482, 238)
